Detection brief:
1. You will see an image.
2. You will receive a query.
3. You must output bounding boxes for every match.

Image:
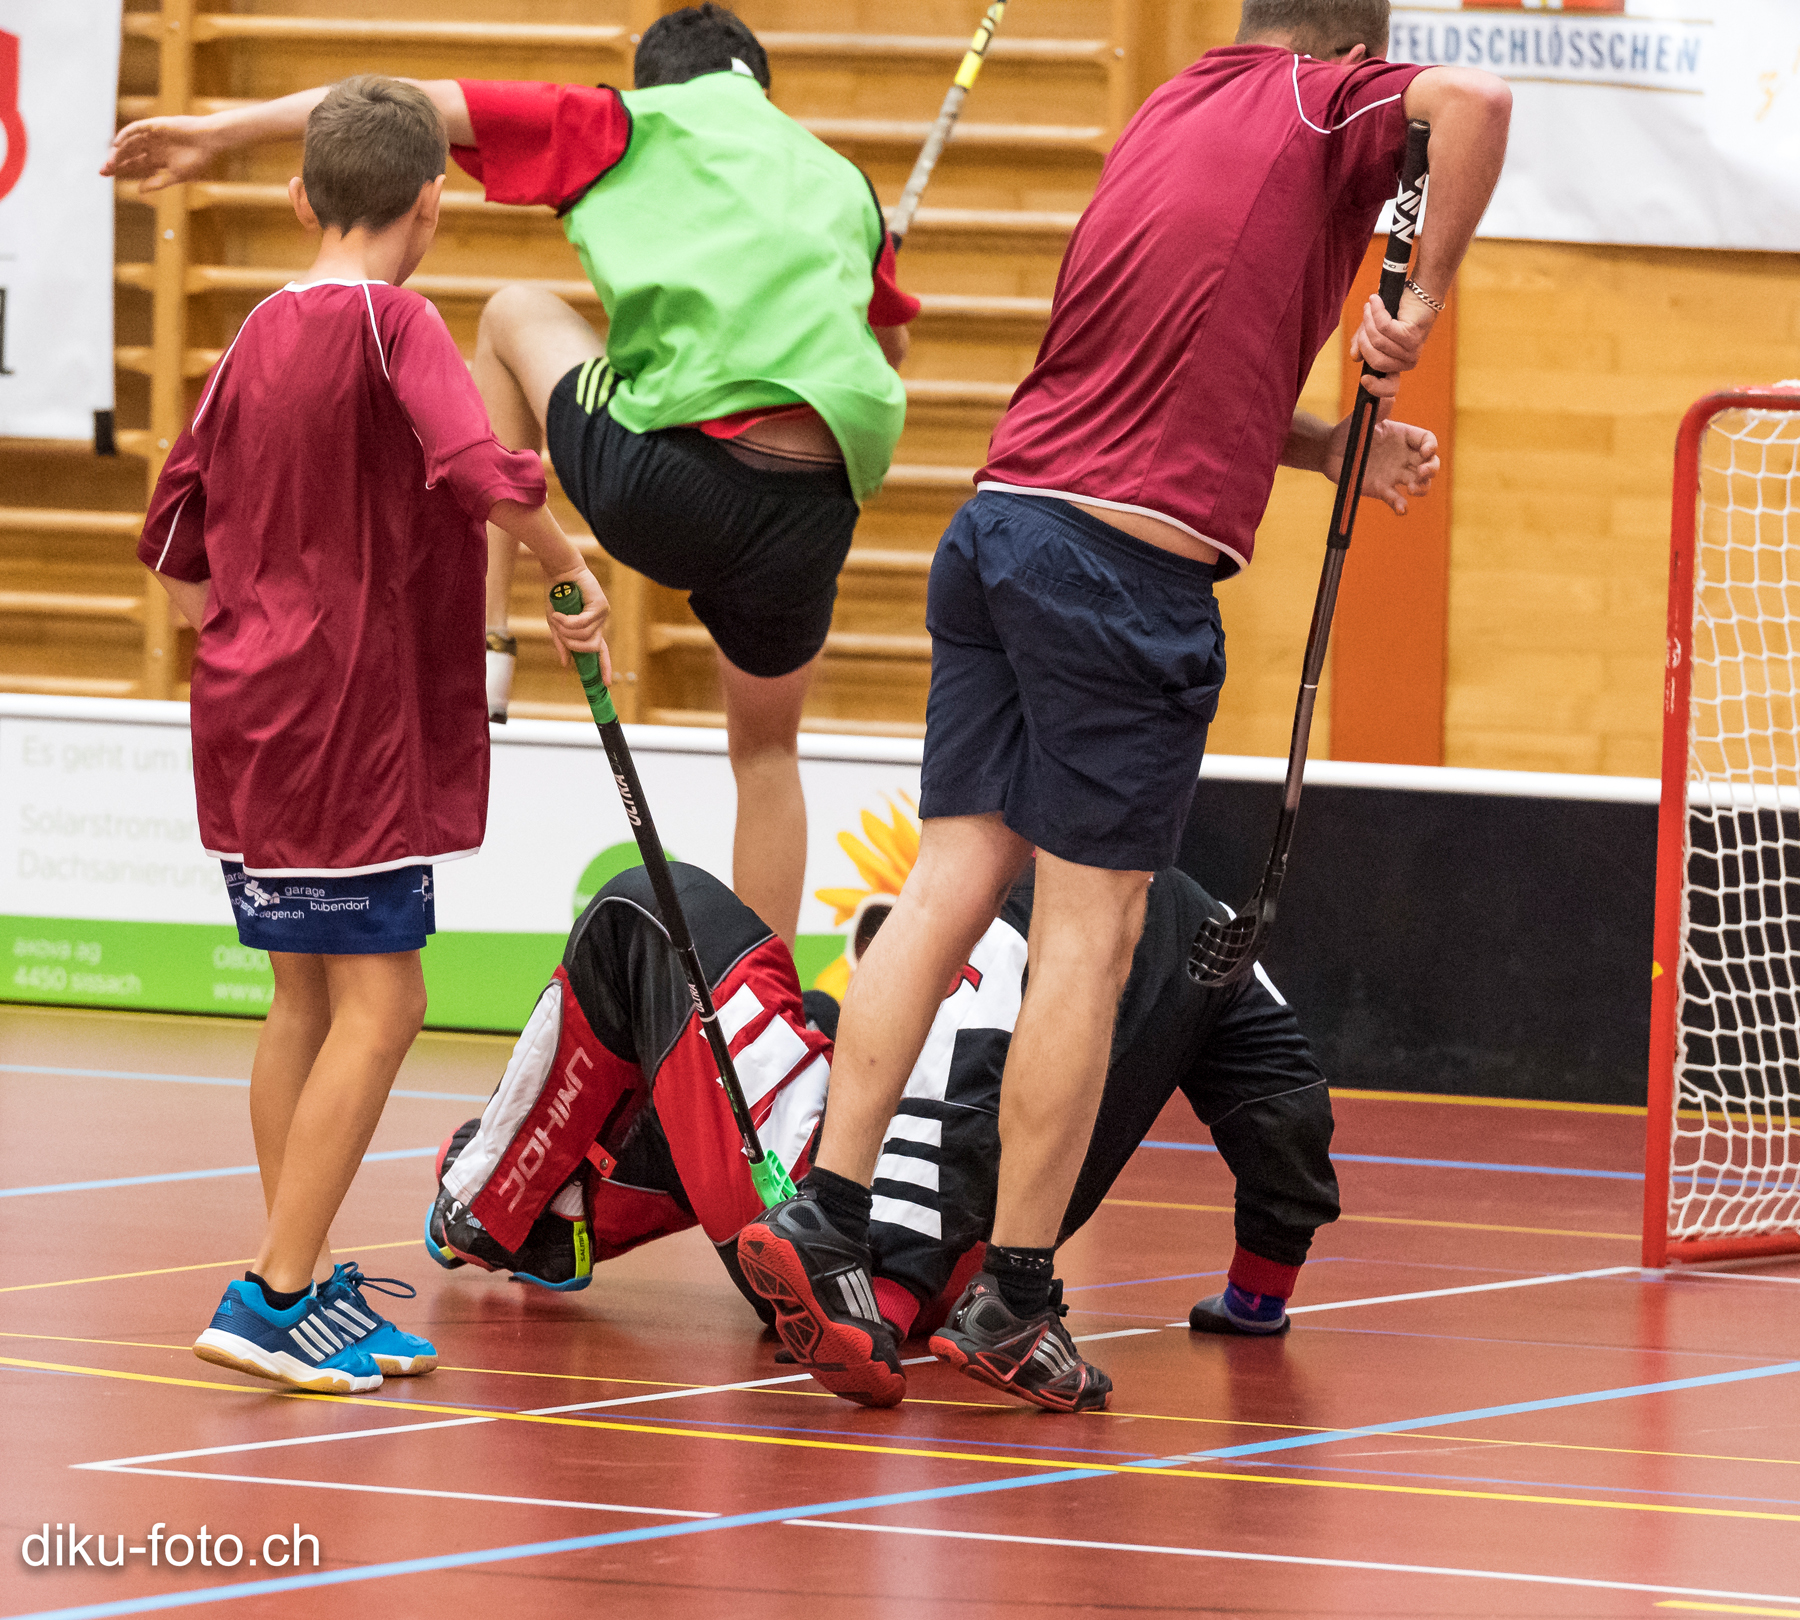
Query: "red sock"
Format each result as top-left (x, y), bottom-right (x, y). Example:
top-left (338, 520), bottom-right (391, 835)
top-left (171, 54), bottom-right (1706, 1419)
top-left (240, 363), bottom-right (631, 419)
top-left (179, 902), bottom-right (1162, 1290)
top-left (1227, 1245), bottom-right (1300, 1302)
top-left (872, 1277), bottom-right (920, 1339)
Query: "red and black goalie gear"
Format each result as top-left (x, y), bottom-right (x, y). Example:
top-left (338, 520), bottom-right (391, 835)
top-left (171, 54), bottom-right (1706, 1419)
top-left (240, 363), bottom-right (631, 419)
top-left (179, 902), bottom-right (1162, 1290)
top-left (444, 966), bottom-right (648, 1253)
top-left (443, 864), bottom-right (829, 1263)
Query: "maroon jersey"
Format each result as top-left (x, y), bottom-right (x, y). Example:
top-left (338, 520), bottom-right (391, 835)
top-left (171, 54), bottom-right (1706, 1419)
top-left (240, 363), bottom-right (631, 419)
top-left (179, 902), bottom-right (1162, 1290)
top-left (139, 280), bottom-right (546, 875)
top-left (978, 48), bottom-right (1426, 575)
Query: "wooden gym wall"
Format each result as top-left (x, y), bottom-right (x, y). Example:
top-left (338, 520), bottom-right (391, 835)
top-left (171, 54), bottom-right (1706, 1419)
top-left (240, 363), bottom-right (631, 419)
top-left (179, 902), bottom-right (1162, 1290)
top-left (3, 0), bottom-right (1798, 779)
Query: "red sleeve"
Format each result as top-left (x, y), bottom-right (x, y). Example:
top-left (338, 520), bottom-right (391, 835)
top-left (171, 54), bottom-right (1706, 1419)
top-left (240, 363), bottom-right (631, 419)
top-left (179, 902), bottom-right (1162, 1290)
top-left (867, 231), bottom-right (921, 328)
top-left (137, 430), bottom-right (209, 583)
top-left (1322, 59), bottom-right (1430, 214)
top-left (375, 290), bottom-right (547, 519)
top-left (452, 79), bottom-right (631, 212)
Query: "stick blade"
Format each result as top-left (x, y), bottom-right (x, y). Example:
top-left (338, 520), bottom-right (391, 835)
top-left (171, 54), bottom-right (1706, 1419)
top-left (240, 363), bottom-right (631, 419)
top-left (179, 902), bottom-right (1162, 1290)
top-left (1187, 909), bottom-right (1262, 988)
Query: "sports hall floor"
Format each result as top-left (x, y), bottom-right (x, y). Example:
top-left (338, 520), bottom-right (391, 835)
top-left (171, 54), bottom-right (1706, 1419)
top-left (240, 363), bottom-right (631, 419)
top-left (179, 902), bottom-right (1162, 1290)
top-left (4, 1004), bottom-right (1799, 1619)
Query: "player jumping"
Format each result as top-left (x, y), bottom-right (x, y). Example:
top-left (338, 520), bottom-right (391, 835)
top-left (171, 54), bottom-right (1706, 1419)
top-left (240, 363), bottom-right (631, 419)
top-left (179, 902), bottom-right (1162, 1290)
top-left (104, 3), bottom-right (919, 952)
top-left (424, 860), bottom-right (1340, 1409)
top-left (733, 0), bottom-right (1509, 1408)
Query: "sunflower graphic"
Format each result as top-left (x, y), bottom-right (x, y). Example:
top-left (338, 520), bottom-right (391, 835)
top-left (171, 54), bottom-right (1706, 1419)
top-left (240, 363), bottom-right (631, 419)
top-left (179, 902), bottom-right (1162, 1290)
top-left (810, 794), bottom-right (920, 998)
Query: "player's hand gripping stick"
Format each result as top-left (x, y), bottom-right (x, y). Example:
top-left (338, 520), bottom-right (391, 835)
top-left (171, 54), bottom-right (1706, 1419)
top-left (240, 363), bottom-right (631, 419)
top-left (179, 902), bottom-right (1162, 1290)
top-left (888, 1), bottom-right (1009, 246)
top-left (1189, 120), bottom-right (1433, 989)
top-left (549, 583), bottom-right (798, 1209)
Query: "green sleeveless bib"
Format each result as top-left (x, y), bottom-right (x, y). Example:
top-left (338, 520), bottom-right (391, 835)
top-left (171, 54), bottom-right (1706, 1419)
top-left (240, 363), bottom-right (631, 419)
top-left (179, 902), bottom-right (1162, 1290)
top-left (560, 73), bottom-right (905, 502)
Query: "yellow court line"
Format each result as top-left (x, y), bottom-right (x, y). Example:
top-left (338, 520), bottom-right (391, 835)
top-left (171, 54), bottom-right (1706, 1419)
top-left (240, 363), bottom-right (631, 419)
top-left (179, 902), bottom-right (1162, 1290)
top-left (0, 1331), bottom-right (193, 1353)
top-left (10, 1354), bottom-right (1800, 1527)
top-left (1102, 1198), bottom-right (1637, 1242)
top-left (0, 1239), bottom-right (417, 1294)
top-left (24, 1339), bottom-right (1796, 1470)
top-left (1333, 1086), bottom-right (1645, 1117)
top-left (1658, 1606), bottom-right (1800, 1617)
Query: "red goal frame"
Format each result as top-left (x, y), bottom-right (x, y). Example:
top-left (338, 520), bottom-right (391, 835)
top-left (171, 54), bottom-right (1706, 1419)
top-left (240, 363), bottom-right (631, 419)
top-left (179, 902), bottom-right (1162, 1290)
top-left (1644, 388), bottom-right (1800, 1267)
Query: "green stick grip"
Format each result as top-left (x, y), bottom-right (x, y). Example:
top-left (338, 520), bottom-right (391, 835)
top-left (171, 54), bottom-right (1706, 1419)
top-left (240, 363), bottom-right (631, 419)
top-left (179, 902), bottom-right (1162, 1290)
top-left (549, 581), bottom-right (617, 724)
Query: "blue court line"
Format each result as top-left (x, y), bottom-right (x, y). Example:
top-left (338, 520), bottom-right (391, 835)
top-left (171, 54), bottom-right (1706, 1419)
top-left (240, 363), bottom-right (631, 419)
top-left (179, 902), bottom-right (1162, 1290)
top-left (0, 1063), bottom-right (486, 1104)
top-left (15, 1356), bottom-right (1800, 1618)
top-left (0, 1147), bottom-right (435, 1199)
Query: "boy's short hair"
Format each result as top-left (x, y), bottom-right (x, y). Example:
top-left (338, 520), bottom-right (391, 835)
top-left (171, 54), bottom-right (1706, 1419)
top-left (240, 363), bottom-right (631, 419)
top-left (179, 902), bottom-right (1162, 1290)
top-left (635, 3), bottom-right (771, 93)
top-left (302, 77), bottom-right (447, 233)
top-left (1236, 0), bottom-right (1390, 58)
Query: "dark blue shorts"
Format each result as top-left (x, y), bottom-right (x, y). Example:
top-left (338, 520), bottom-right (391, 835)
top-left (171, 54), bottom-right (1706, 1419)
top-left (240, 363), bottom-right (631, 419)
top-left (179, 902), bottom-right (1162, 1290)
top-left (920, 492), bottom-right (1225, 871)
top-left (223, 863), bottom-right (437, 955)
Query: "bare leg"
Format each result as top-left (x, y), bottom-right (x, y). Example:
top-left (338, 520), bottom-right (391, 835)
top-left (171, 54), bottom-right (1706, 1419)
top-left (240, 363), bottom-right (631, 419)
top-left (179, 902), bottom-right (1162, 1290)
top-left (472, 285), bottom-right (605, 664)
top-left (252, 951), bottom-right (428, 1293)
top-left (989, 853), bottom-right (1150, 1247)
top-left (815, 814), bottom-right (1032, 1184)
top-left (249, 953), bottom-right (338, 1281)
top-left (717, 650), bottom-right (819, 946)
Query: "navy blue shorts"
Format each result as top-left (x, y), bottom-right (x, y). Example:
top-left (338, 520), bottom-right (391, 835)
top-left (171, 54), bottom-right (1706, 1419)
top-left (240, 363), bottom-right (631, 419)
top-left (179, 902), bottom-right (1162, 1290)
top-left (920, 492), bottom-right (1225, 871)
top-left (223, 863), bottom-right (436, 955)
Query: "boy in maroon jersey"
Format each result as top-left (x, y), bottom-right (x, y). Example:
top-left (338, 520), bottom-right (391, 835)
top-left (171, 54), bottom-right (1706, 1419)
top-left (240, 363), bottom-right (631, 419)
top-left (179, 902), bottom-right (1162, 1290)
top-left (135, 79), bottom-right (610, 1394)
top-left (738, 0), bottom-right (1510, 1409)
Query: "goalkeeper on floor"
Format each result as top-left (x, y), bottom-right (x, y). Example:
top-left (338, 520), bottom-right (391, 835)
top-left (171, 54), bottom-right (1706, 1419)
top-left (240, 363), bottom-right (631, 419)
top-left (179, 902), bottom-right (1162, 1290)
top-left (423, 860), bottom-right (1340, 1404)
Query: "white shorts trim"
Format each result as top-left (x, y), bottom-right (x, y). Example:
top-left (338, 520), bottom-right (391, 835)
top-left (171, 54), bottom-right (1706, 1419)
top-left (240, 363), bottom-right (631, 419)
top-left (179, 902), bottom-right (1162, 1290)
top-left (206, 846), bottom-right (478, 878)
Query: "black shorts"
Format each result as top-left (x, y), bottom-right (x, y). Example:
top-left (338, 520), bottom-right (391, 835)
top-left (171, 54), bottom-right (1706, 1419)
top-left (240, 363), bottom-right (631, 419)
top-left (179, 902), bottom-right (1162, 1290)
top-left (919, 491), bottom-right (1226, 871)
top-left (545, 364), bottom-right (859, 679)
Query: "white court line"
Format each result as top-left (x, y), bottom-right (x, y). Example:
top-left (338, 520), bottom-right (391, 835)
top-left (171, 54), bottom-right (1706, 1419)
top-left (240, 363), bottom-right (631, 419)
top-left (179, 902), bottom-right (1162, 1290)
top-left (79, 1370), bottom-right (820, 1470)
top-left (1073, 1328), bottom-right (1162, 1343)
top-left (780, 1520), bottom-right (1800, 1610)
top-left (1159, 1265), bottom-right (1640, 1326)
top-left (90, 1466), bottom-right (717, 1518)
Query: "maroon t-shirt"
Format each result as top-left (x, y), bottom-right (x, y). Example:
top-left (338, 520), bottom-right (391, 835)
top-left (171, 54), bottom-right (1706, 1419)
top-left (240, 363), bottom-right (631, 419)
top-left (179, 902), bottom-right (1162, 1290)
top-left (979, 47), bottom-right (1426, 574)
top-left (139, 281), bottom-right (546, 875)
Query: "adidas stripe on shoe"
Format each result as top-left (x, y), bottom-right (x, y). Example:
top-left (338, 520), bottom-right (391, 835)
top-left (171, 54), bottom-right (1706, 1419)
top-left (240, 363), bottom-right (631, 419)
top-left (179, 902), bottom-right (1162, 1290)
top-left (929, 1273), bottom-right (1111, 1413)
top-left (737, 1193), bottom-right (906, 1409)
top-left (315, 1263), bottom-right (437, 1374)
top-left (194, 1281), bottom-right (383, 1393)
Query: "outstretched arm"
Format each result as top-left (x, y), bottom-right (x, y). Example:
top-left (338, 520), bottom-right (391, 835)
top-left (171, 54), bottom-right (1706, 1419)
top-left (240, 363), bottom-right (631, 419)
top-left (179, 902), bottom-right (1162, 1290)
top-left (103, 80), bottom-right (474, 193)
top-left (1281, 409), bottom-right (1440, 516)
top-left (1351, 66), bottom-right (1512, 392)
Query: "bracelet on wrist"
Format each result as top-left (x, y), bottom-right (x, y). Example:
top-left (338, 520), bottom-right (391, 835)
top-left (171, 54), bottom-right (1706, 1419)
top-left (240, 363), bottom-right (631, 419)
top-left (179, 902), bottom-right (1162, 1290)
top-left (1404, 278), bottom-right (1446, 315)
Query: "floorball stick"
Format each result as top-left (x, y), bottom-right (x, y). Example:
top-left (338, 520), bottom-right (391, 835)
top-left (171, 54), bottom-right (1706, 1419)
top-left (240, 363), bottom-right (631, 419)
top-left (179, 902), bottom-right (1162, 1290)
top-left (888, 1), bottom-right (1009, 246)
top-left (1188, 119), bottom-right (1434, 989)
top-left (550, 583), bottom-right (798, 1209)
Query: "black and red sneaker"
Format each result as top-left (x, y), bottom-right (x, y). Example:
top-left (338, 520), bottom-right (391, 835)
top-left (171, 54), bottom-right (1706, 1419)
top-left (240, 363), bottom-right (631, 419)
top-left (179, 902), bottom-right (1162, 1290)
top-left (929, 1273), bottom-right (1112, 1412)
top-left (737, 1194), bottom-right (906, 1409)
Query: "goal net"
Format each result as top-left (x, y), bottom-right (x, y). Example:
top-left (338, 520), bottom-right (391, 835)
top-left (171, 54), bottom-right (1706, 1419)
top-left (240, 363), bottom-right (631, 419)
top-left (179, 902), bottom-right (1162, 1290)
top-left (1645, 388), bottom-right (1800, 1265)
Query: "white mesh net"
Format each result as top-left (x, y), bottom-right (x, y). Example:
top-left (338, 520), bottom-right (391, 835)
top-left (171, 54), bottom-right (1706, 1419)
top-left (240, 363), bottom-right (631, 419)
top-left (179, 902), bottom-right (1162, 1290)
top-left (1670, 392), bottom-right (1800, 1244)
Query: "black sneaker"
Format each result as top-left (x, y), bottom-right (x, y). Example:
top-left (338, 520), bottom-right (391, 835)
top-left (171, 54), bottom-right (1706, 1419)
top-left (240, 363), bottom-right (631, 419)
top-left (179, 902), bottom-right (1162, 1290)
top-left (929, 1273), bottom-right (1112, 1412)
top-left (422, 1121), bottom-right (592, 1292)
top-left (737, 1194), bottom-right (906, 1408)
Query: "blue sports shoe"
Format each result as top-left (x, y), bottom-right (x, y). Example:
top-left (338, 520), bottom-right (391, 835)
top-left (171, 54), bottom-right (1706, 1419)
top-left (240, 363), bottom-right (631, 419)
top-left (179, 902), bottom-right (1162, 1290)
top-left (315, 1264), bottom-right (438, 1375)
top-left (193, 1280), bottom-right (383, 1393)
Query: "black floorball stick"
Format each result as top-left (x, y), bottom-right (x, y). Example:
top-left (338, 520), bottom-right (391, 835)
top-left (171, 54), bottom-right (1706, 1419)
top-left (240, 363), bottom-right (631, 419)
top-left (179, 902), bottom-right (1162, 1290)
top-left (550, 583), bottom-right (798, 1208)
top-left (1188, 120), bottom-right (1434, 989)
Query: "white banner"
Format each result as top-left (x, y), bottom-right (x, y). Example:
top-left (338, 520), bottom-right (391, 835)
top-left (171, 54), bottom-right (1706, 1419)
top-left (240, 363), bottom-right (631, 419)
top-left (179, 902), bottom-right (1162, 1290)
top-left (1389, 1), bottom-right (1800, 252)
top-left (0, 703), bottom-right (924, 938)
top-left (0, 0), bottom-right (120, 440)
